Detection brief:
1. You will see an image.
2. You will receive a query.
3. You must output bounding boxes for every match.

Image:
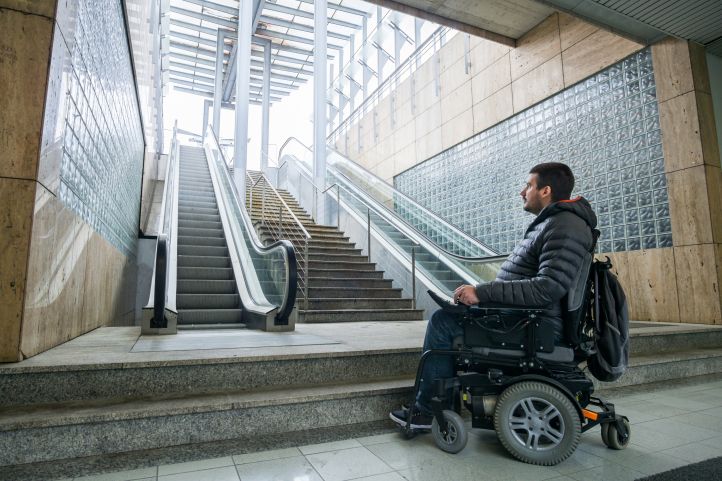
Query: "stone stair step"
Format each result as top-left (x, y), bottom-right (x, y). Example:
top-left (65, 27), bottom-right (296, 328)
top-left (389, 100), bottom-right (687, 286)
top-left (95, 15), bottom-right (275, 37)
top-left (307, 277), bottom-right (394, 289)
top-left (305, 298), bottom-right (413, 310)
top-left (306, 268), bottom-right (384, 279)
top-left (299, 309), bottom-right (424, 323)
top-left (305, 260), bottom-right (377, 271)
top-left (304, 287), bottom-right (403, 299)
top-left (308, 253), bottom-right (369, 263)
top-left (0, 378), bottom-right (411, 466)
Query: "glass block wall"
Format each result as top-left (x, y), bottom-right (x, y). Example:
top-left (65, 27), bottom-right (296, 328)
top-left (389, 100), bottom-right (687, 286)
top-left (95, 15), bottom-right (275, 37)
top-left (395, 48), bottom-right (669, 255)
top-left (58, 0), bottom-right (145, 257)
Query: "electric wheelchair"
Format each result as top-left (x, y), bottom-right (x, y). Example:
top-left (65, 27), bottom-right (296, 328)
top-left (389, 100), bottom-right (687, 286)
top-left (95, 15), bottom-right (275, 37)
top-left (399, 252), bottom-right (631, 466)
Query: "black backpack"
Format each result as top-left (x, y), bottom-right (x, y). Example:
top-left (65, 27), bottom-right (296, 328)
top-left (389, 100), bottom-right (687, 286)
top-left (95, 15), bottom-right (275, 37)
top-left (586, 257), bottom-right (630, 382)
top-left (564, 229), bottom-right (630, 382)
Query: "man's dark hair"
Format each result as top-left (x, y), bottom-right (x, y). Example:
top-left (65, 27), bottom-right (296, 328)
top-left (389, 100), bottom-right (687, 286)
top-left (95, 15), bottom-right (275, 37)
top-left (529, 162), bottom-right (575, 201)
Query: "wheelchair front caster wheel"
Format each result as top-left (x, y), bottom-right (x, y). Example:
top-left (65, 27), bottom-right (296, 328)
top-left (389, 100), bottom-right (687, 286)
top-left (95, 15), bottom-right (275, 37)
top-left (431, 410), bottom-right (468, 454)
top-left (601, 418), bottom-right (631, 450)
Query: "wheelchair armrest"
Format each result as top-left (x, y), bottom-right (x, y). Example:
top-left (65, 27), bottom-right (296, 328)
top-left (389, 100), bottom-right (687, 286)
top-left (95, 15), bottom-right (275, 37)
top-left (467, 305), bottom-right (544, 317)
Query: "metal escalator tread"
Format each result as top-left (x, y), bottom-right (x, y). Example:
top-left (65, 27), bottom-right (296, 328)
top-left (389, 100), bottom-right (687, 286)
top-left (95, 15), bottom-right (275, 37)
top-left (176, 146), bottom-right (243, 328)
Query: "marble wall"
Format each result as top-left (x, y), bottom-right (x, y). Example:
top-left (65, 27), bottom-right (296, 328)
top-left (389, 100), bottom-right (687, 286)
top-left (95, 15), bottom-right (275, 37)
top-left (0, 0), bottom-right (143, 361)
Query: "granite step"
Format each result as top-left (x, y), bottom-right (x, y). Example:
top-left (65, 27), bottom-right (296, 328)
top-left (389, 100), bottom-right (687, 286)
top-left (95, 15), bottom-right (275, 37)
top-left (0, 378), bottom-right (412, 466)
top-left (298, 309), bottom-right (424, 323)
top-left (304, 287), bottom-right (403, 299)
top-left (305, 298), bottom-right (413, 310)
top-left (307, 277), bottom-right (394, 289)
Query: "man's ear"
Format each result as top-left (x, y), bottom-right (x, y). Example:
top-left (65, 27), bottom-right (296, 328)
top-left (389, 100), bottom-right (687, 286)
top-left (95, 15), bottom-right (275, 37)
top-left (542, 185), bottom-right (552, 199)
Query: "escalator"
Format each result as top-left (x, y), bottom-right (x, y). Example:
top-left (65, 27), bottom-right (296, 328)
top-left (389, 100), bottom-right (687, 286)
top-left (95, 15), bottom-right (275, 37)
top-left (277, 138), bottom-right (506, 314)
top-left (142, 125), bottom-right (297, 333)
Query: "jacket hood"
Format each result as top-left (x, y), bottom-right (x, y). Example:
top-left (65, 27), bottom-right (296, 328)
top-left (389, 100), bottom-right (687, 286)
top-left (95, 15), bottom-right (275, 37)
top-left (531, 196), bottom-right (598, 230)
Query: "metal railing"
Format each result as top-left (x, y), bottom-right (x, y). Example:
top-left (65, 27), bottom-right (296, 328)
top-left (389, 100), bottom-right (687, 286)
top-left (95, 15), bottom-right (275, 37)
top-left (246, 171), bottom-right (312, 310)
top-left (328, 26), bottom-right (450, 145)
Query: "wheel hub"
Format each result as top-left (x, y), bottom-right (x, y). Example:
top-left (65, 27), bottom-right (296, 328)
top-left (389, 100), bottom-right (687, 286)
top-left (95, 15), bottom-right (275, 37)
top-left (508, 396), bottom-right (565, 451)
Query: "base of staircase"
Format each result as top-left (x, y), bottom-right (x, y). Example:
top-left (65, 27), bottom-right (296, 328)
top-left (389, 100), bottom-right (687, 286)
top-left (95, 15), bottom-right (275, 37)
top-left (2, 321), bottom-right (722, 468)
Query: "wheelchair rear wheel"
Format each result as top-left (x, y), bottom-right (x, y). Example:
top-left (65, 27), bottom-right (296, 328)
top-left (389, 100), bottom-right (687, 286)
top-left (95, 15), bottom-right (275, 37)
top-left (494, 381), bottom-right (581, 465)
top-left (431, 410), bottom-right (468, 454)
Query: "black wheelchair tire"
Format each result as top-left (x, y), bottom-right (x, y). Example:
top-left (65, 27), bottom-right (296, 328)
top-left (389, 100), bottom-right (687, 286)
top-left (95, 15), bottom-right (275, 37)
top-left (601, 418), bottom-right (631, 450)
top-left (494, 381), bottom-right (581, 465)
top-left (431, 410), bottom-right (468, 454)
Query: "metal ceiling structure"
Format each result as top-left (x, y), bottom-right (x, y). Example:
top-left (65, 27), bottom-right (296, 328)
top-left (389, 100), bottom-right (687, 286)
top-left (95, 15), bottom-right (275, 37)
top-left (163, 0), bottom-right (372, 107)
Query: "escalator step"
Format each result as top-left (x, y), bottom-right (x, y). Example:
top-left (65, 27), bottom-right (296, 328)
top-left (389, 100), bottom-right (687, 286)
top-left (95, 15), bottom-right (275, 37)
top-left (178, 309), bottom-right (242, 324)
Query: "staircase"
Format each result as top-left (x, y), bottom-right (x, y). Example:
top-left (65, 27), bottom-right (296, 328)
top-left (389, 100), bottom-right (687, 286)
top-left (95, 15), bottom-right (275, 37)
top-left (176, 146), bottom-right (243, 328)
top-left (246, 172), bottom-right (424, 323)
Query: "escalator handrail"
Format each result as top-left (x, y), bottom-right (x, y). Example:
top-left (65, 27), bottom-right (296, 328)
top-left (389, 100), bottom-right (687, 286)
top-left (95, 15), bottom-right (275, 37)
top-left (206, 126), bottom-right (297, 323)
top-left (146, 123), bottom-right (180, 327)
top-left (281, 150), bottom-right (503, 290)
top-left (279, 136), bottom-right (499, 257)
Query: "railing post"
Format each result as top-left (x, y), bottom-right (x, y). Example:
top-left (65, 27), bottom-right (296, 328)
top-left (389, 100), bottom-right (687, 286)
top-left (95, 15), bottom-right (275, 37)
top-left (278, 205), bottom-right (283, 241)
top-left (336, 184), bottom-right (340, 228)
top-left (411, 245), bottom-right (417, 310)
top-left (367, 208), bottom-right (371, 261)
top-left (261, 182), bottom-right (266, 228)
top-left (304, 237), bottom-right (310, 311)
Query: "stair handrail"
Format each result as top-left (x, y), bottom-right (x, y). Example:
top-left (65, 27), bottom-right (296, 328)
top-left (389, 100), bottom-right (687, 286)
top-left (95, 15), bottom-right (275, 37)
top-left (278, 137), bottom-right (500, 261)
top-left (205, 125), bottom-right (298, 327)
top-left (247, 171), bottom-right (312, 310)
top-left (248, 173), bottom-right (312, 241)
top-left (143, 120), bottom-right (180, 332)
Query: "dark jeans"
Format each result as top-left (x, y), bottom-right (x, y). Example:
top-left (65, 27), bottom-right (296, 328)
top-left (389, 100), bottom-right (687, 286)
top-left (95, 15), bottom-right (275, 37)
top-left (415, 308), bottom-right (464, 415)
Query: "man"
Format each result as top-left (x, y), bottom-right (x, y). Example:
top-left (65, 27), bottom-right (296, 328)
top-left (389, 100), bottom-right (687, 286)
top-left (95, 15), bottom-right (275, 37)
top-left (390, 162), bottom-right (597, 430)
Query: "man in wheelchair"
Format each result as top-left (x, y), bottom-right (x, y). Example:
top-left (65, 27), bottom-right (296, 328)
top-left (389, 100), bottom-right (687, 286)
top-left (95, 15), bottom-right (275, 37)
top-left (389, 162), bottom-right (630, 465)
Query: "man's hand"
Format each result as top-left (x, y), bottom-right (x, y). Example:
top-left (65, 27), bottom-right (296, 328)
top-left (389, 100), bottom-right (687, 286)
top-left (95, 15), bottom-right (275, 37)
top-left (453, 285), bottom-right (480, 305)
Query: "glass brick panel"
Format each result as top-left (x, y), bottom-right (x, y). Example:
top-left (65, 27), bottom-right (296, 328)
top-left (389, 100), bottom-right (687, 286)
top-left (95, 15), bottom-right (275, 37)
top-left (58, 0), bottom-right (144, 257)
top-left (395, 48), bottom-right (670, 254)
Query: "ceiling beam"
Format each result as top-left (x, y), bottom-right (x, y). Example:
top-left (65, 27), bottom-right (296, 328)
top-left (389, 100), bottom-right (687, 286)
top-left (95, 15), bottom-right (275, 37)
top-left (358, 0), bottom-right (516, 47)
top-left (169, 5), bottom-right (237, 29)
top-left (263, 3), bottom-right (362, 29)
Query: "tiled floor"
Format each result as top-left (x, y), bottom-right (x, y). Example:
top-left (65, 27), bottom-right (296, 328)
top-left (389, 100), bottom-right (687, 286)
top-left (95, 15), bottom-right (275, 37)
top-left (56, 377), bottom-right (722, 481)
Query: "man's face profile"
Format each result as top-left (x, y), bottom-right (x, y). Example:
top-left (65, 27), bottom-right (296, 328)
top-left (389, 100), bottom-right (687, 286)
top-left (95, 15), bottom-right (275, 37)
top-left (521, 173), bottom-right (544, 215)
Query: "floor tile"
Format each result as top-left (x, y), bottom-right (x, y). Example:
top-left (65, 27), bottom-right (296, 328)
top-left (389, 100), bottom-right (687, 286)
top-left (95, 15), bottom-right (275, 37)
top-left (158, 466), bottom-right (239, 481)
top-left (158, 457), bottom-right (233, 476)
top-left (305, 446), bottom-right (394, 481)
top-left (232, 447), bottom-right (301, 465)
top-left (566, 463), bottom-right (644, 481)
top-left (659, 441), bottom-right (722, 463)
top-left (636, 418), bottom-right (721, 443)
top-left (234, 456), bottom-right (322, 481)
top-left (613, 451), bottom-right (690, 475)
top-left (553, 448), bottom-right (607, 475)
top-left (74, 467), bottom-right (157, 481)
top-left (365, 437), bottom-right (460, 471)
top-left (299, 438), bottom-right (363, 455)
top-left (352, 473), bottom-right (407, 481)
top-left (355, 433), bottom-right (402, 446)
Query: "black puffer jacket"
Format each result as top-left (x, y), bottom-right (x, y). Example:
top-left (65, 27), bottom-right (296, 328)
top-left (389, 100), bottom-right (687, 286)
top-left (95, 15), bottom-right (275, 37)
top-left (474, 197), bottom-right (597, 339)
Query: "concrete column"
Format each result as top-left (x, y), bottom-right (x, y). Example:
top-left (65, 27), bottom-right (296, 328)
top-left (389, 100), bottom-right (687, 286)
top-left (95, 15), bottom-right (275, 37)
top-left (213, 32), bottom-right (224, 135)
top-left (313, 0), bottom-right (328, 220)
top-left (202, 99), bottom-right (212, 139)
top-left (234, 0), bottom-right (253, 198)
top-left (261, 39), bottom-right (271, 174)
